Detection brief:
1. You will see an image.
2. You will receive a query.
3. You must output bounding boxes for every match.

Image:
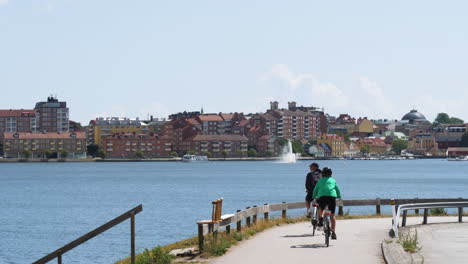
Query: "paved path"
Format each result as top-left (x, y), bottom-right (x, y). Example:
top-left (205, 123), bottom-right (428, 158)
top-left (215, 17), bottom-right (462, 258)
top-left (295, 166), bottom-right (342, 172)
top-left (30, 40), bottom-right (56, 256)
top-left (210, 216), bottom-right (467, 264)
top-left (415, 222), bottom-right (468, 264)
top-left (211, 218), bottom-right (392, 264)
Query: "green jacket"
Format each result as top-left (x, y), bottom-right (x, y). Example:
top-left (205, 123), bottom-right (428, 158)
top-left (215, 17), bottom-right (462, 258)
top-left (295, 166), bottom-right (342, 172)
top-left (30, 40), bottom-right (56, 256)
top-left (312, 176), bottom-right (342, 199)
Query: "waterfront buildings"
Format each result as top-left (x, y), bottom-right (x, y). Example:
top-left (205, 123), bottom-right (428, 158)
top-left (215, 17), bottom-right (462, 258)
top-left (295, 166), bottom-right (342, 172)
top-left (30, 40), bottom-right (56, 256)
top-left (102, 132), bottom-right (171, 158)
top-left (317, 134), bottom-right (346, 156)
top-left (0, 109), bottom-right (40, 136)
top-left (407, 132), bottom-right (440, 155)
top-left (3, 131), bottom-right (86, 158)
top-left (355, 138), bottom-right (390, 154)
top-left (87, 117), bottom-right (149, 146)
top-left (191, 134), bottom-right (248, 157)
top-left (34, 96), bottom-right (70, 133)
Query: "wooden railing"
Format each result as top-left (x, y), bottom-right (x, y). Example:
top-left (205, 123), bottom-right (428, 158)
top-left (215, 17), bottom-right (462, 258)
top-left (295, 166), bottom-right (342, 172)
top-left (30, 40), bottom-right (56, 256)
top-left (33, 204), bottom-right (143, 264)
top-left (197, 198), bottom-right (468, 251)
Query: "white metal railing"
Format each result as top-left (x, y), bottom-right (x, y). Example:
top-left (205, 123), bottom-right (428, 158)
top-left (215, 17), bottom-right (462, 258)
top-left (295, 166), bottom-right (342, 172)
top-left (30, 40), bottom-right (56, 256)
top-left (391, 200), bottom-right (467, 236)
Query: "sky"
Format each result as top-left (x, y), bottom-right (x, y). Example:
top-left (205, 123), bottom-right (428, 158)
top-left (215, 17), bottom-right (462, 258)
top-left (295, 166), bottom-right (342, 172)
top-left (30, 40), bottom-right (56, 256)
top-left (1, 0), bottom-right (467, 124)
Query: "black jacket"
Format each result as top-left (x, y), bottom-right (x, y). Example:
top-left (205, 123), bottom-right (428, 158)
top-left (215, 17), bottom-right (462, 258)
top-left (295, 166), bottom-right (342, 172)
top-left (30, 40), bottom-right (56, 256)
top-left (305, 169), bottom-right (322, 193)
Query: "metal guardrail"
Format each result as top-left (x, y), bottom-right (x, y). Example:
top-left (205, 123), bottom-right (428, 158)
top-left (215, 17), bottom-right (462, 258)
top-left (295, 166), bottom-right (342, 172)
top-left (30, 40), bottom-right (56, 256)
top-left (391, 201), bottom-right (467, 236)
top-left (197, 198), bottom-right (468, 251)
top-left (33, 204), bottom-right (143, 264)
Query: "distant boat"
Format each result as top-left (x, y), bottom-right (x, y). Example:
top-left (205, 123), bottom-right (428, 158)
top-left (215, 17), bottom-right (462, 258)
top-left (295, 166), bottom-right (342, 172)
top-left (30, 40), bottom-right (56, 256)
top-left (448, 156), bottom-right (468, 161)
top-left (182, 154), bottom-right (208, 162)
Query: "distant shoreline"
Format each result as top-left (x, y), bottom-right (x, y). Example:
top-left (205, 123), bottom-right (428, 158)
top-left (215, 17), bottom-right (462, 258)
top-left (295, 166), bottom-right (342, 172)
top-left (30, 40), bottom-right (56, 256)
top-left (0, 156), bottom-right (448, 163)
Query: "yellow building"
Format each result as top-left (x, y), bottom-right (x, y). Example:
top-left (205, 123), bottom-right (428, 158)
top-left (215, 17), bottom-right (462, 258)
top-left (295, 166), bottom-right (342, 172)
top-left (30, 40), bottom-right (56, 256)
top-left (317, 134), bottom-right (346, 156)
top-left (88, 117), bottom-right (149, 146)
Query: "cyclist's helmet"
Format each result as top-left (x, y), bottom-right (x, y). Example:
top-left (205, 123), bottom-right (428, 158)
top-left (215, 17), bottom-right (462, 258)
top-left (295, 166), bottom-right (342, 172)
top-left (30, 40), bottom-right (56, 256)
top-left (322, 167), bottom-right (332, 176)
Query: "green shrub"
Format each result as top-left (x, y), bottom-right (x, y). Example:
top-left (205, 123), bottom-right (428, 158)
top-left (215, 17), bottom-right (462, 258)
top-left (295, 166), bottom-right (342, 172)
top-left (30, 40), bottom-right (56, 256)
top-left (135, 246), bottom-right (174, 264)
top-left (398, 229), bottom-right (421, 253)
top-left (430, 208), bottom-right (448, 216)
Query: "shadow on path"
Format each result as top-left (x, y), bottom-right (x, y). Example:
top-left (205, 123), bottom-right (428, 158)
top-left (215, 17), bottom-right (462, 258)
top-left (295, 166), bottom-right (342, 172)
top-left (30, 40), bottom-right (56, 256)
top-left (283, 233), bottom-right (315, 238)
top-left (291, 244), bottom-right (330, 249)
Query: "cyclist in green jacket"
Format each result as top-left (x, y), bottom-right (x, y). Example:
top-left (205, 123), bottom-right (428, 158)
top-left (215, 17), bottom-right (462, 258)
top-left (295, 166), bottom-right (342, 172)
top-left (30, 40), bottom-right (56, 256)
top-left (313, 167), bottom-right (341, 240)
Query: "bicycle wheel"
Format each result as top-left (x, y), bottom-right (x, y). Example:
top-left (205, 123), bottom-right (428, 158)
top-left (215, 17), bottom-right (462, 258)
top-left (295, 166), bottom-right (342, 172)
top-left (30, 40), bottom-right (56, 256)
top-left (324, 216), bottom-right (330, 247)
top-left (311, 207), bottom-right (317, 236)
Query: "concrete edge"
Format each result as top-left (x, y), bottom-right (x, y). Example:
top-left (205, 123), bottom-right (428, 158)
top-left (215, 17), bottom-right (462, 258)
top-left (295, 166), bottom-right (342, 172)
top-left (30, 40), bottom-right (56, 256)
top-left (381, 229), bottom-right (424, 264)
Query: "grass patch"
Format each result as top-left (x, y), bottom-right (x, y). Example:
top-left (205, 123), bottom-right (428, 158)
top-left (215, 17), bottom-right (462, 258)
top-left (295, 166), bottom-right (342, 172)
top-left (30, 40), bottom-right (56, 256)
top-left (117, 214), bottom-right (397, 263)
top-left (398, 229), bottom-right (421, 253)
top-left (430, 208), bottom-right (448, 216)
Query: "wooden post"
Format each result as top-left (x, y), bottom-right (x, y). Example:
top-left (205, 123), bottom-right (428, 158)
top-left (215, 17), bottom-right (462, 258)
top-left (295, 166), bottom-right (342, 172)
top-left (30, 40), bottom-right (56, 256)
top-left (376, 198), bottom-right (381, 216)
top-left (414, 198), bottom-right (419, 214)
top-left (337, 199), bottom-right (344, 216)
top-left (226, 225), bottom-right (231, 234)
top-left (236, 210), bottom-right (242, 232)
top-left (57, 251), bottom-right (62, 264)
top-left (423, 208), bottom-right (428, 224)
top-left (246, 207), bottom-right (251, 227)
top-left (282, 201), bottom-right (287, 219)
top-left (198, 223), bottom-right (204, 252)
top-left (264, 203), bottom-right (269, 221)
top-left (131, 212), bottom-right (135, 264)
top-left (459, 197), bottom-right (463, 223)
top-left (402, 210), bottom-right (407, 227)
top-left (253, 205), bottom-right (257, 224)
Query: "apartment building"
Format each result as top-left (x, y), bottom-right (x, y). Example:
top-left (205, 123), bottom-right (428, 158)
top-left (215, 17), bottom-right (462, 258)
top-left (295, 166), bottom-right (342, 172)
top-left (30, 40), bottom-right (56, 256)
top-left (317, 134), bottom-right (346, 156)
top-left (191, 134), bottom-right (248, 157)
top-left (34, 96), bottom-right (69, 132)
top-left (0, 110), bottom-right (40, 136)
top-left (3, 131), bottom-right (86, 158)
top-left (102, 132), bottom-right (171, 158)
top-left (87, 117), bottom-right (149, 146)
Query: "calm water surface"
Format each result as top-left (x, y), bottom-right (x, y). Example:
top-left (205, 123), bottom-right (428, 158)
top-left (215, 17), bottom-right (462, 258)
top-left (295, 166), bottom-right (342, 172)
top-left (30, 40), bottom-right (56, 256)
top-left (1, 159), bottom-right (467, 263)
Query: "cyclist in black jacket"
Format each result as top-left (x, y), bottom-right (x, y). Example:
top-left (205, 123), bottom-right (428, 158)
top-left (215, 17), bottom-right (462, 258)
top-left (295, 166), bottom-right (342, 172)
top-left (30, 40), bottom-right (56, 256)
top-left (305, 162), bottom-right (322, 217)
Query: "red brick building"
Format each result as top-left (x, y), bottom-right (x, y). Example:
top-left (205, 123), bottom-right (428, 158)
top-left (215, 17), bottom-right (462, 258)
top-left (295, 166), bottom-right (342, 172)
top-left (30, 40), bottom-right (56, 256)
top-left (3, 131), bottom-right (86, 158)
top-left (190, 134), bottom-right (248, 157)
top-left (0, 110), bottom-right (40, 136)
top-left (102, 133), bottom-right (171, 158)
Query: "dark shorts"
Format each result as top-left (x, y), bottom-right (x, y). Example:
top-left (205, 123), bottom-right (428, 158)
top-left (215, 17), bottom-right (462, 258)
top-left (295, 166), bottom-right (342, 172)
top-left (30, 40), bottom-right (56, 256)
top-left (305, 192), bottom-right (314, 203)
top-left (318, 196), bottom-right (336, 214)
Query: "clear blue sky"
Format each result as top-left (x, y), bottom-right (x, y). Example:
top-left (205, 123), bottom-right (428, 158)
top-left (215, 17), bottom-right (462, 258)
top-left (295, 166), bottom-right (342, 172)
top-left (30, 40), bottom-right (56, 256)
top-left (1, 0), bottom-right (467, 124)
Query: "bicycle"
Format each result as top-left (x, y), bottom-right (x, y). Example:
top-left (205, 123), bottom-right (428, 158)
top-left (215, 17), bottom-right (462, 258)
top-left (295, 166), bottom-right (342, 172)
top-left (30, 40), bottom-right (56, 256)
top-left (323, 205), bottom-right (332, 247)
top-left (310, 200), bottom-right (319, 236)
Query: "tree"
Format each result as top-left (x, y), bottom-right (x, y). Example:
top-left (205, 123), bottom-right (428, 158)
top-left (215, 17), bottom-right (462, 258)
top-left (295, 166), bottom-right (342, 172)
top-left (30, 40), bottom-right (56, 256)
top-left (44, 151), bottom-right (52, 159)
top-left (187, 151), bottom-right (196, 155)
top-left (360, 144), bottom-right (370, 154)
top-left (449, 117), bottom-right (464, 124)
top-left (201, 151), bottom-right (212, 158)
top-left (135, 151), bottom-right (144, 159)
top-left (247, 148), bottom-right (257, 157)
top-left (170, 151), bottom-right (179, 158)
top-left (391, 139), bottom-right (408, 155)
top-left (291, 140), bottom-right (304, 154)
top-left (60, 150), bottom-right (69, 159)
top-left (434, 113), bottom-right (450, 124)
top-left (97, 149), bottom-right (106, 159)
top-left (22, 149), bottom-right (32, 159)
top-left (461, 132), bottom-right (468, 147)
top-left (434, 113), bottom-right (464, 125)
top-left (221, 150), bottom-right (228, 159)
top-left (265, 150), bottom-right (273, 157)
top-left (277, 137), bottom-right (288, 147)
top-left (87, 144), bottom-right (99, 158)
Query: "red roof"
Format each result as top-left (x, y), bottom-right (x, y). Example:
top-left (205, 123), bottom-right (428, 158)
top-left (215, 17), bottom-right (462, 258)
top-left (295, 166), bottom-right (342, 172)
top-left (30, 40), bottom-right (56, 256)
top-left (197, 114), bottom-right (224, 122)
top-left (220, 113), bottom-right (235, 121)
top-left (358, 138), bottom-right (388, 146)
top-left (192, 134), bottom-right (248, 141)
top-left (4, 131), bottom-right (85, 139)
top-left (0, 109), bottom-right (37, 117)
top-left (187, 118), bottom-right (200, 126)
